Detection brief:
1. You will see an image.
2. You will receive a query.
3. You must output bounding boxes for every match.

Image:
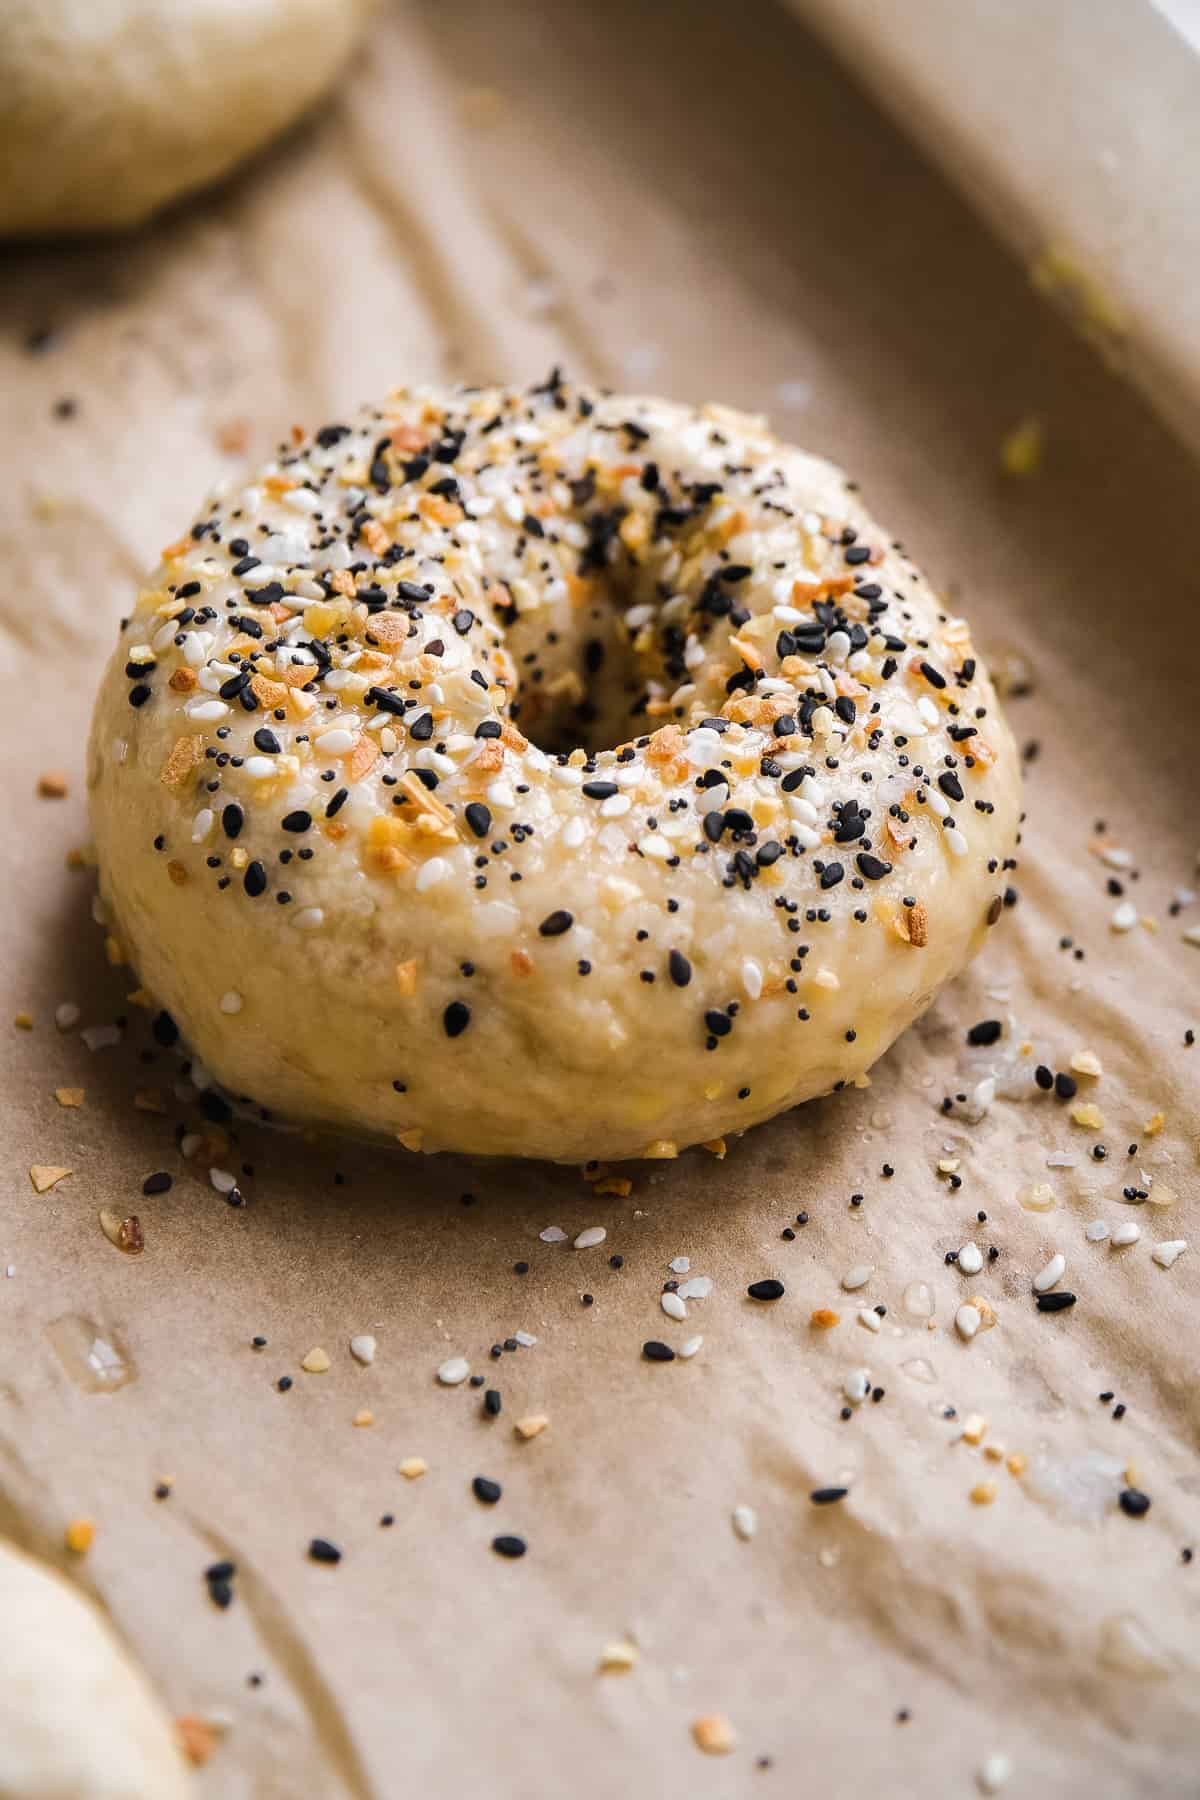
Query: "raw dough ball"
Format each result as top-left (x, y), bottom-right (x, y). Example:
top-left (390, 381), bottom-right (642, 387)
top-left (88, 380), bottom-right (1021, 1163)
top-left (0, 1537), bottom-right (189, 1797)
top-left (0, 0), bottom-right (374, 236)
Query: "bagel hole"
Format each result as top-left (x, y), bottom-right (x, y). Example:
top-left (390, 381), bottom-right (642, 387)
top-left (509, 591), bottom-right (657, 757)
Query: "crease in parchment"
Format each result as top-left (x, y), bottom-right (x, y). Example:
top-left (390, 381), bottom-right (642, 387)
top-left (193, 1519), bottom-right (378, 1800)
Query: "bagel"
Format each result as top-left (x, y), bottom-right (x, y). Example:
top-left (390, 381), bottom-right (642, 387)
top-left (87, 377), bottom-right (1021, 1163)
top-left (0, 0), bottom-right (373, 237)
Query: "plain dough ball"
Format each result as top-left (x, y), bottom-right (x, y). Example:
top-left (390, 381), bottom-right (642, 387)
top-left (0, 1537), bottom-right (188, 1798)
top-left (0, 0), bottom-right (374, 236)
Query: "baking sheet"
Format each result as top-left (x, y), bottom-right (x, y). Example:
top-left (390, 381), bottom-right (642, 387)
top-left (787, 0), bottom-right (1200, 463)
top-left (1, 0), bottom-right (1198, 1794)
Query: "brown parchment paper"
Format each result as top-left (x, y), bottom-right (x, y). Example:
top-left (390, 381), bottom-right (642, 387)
top-left (1, 2), bottom-right (1198, 1795)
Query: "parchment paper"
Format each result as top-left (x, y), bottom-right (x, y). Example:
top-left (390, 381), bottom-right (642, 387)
top-left (1, 2), bottom-right (1198, 1795)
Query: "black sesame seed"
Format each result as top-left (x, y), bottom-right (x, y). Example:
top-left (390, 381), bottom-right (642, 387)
top-left (1036, 1291), bottom-right (1077, 1312)
top-left (810, 1487), bottom-right (849, 1505)
top-left (472, 1476), bottom-right (502, 1505)
top-left (855, 852), bottom-right (891, 881)
top-left (151, 1010), bottom-right (179, 1047)
top-left (642, 1340), bottom-right (675, 1362)
top-left (492, 1535), bottom-right (526, 1558)
top-left (966, 1019), bottom-right (1002, 1047)
top-left (443, 1001), bottom-right (471, 1038)
top-left (539, 910), bottom-right (573, 937)
top-left (668, 949), bottom-right (692, 987)
top-left (748, 1279), bottom-right (785, 1301)
top-left (308, 1538), bottom-right (342, 1565)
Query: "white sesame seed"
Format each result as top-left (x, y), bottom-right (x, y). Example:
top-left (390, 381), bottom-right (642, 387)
top-left (857, 1308), bottom-right (882, 1332)
top-left (741, 958), bottom-right (763, 1000)
top-left (1110, 900), bottom-right (1138, 932)
top-left (678, 1336), bottom-right (704, 1359)
top-left (841, 1264), bottom-right (873, 1291)
top-left (670, 1256), bottom-right (690, 1274)
top-left (539, 1226), bottom-right (567, 1243)
top-left (1033, 1252), bottom-right (1066, 1291)
top-left (415, 858), bottom-right (449, 892)
top-left (54, 1002), bottom-right (80, 1031)
top-left (957, 1243), bottom-right (984, 1275)
top-left (242, 756), bottom-right (276, 779)
top-left (1183, 925), bottom-right (1200, 948)
top-left (574, 1227), bottom-right (607, 1250)
top-left (209, 1167), bottom-right (236, 1195)
top-left (843, 1367), bottom-right (872, 1404)
top-left (513, 1331), bottom-right (537, 1347)
top-left (945, 827), bottom-right (969, 857)
top-left (1099, 846), bottom-right (1133, 869)
top-left (1111, 1223), bottom-right (1141, 1248)
top-left (185, 699), bottom-right (230, 723)
top-left (677, 1276), bottom-right (713, 1300)
top-left (191, 807), bottom-right (214, 843)
top-left (291, 907), bottom-right (325, 930)
top-left (956, 1303), bottom-right (982, 1341)
top-left (1084, 1220), bottom-right (1111, 1242)
top-left (1152, 1240), bottom-right (1188, 1268)
top-left (978, 1752), bottom-right (1013, 1794)
top-left (731, 1504), bottom-right (757, 1541)
top-left (350, 1334), bottom-right (377, 1365)
top-left (486, 780), bottom-right (516, 808)
top-left (314, 728), bottom-right (355, 754)
top-left (562, 817), bottom-right (586, 849)
top-left (600, 792), bottom-right (632, 818)
top-left (437, 1357), bottom-right (470, 1385)
top-left (661, 1291), bottom-right (687, 1321)
top-left (219, 991), bottom-right (243, 1015)
top-left (638, 835), bottom-right (671, 860)
top-left (81, 1024), bottom-right (121, 1052)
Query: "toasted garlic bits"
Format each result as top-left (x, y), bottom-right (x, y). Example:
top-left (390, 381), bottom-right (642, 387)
top-left (692, 1714), bottom-right (737, 1755)
top-left (88, 378), bottom-right (1020, 1162)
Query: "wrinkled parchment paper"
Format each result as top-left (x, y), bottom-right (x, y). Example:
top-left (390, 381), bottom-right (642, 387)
top-left (1, 2), bottom-right (1198, 1794)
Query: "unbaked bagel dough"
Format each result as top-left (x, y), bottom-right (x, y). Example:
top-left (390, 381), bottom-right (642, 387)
top-left (88, 380), bottom-right (1021, 1162)
top-left (0, 1538), bottom-right (189, 1798)
top-left (0, 0), bottom-right (373, 236)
